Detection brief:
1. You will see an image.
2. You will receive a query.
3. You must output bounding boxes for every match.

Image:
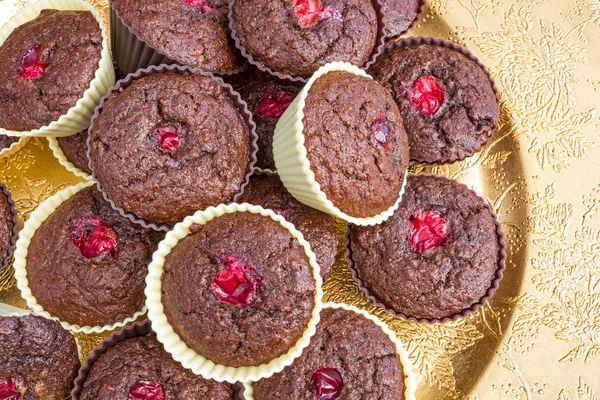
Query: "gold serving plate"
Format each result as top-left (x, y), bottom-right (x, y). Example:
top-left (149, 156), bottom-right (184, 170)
top-left (2, 0), bottom-right (599, 398)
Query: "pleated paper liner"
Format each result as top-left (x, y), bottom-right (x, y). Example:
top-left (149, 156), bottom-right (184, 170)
top-left (346, 173), bottom-right (507, 324)
top-left (243, 302), bottom-right (417, 400)
top-left (0, 0), bottom-right (115, 137)
top-left (13, 181), bottom-right (147, 333)
top-left (86, 64), bottom-right (259, 232)
top-left (228, 0), bottom-right (388, 83)
top-left (47, 137), bottom-right (93, 180)
top-left (0, 137), bottom-right (30, 159)
top-left (0, 183), bottom-right (18, 275)
top-left (272, 62), bottom-right (408, 226)
top-left (145, 203), bottom-right (324, 383)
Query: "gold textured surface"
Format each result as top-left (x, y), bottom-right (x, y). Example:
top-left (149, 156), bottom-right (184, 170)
top-left (0, 0), bottom-right (599, 398)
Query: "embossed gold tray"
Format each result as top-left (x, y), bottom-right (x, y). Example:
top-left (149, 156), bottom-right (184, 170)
top-left (1, 0), bottom-right (599, 398)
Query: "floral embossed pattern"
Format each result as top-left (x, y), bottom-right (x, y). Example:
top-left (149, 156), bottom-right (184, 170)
top-left (1, 0), bottom-right (599, 398)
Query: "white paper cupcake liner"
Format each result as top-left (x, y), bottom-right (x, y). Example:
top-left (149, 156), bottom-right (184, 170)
top-left (145, 203), bottom-right (324, 383)
top-left (0, 0), bottom-right (115, 137)
top-left (0, 137), bottom-right (30, 158)
top-left (273, 62), bottom-right (407, 226)
top-left (244, 302), bottom-right (417, 400)
top-left (47, 137), bottom-right (92, 180)
top-left (13, 181), bottom-right (147, 333)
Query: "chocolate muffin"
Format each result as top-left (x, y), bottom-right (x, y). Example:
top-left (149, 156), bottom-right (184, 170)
top-left (26, 186), bottom-right (163, 327)
top-left (0, 10), bottom-right (102, 131)
top-left (302, 71), bottom-right (409, 218)
top-left (0, 136), bottom-right (18, 151)
top-left (232, 0), bottom-right (378, 78)
top-left (0, 314), bottom-right (80, 399)
top-left (226, 67), bottom-right (301, 170)
top-left (380, 0), bottom-right (421, 40)
top-left (162, 211), bottom-right (317, 367)
top-left (57, 130), bottom-right (92, 175)
top-left (349, 174), bottom-right (502, 320)
top-left (80, 334), bottom-right (233, 399)
top-left (90, 71), bottom-right (251, 225)
top-left (0, 185), bottom-right (16, 264)
top-left (111, 0), bottom-right (241, 72)
top-left (369, 43), bottom-right (500, 163)
top-left (238, 173), bottom-right (337, 279)
top-left (253, 307), bottom-right (405, 399)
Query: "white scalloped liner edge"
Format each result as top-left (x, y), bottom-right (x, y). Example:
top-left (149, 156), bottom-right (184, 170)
top-left (47, 137), bottom-right (92, 180)
top-left (0, 137), bottom-right (30, 158)
top-left (241, 301), bottom-right (417, 400)
top-left (0, 303), bottom-right (85, 364)
top-left (0, 0), bottom-right (115, 137)
top-left (145, 203), bottom-right (324, 384)
top-left (13, 180), bottom-right (147, 333)
top-left (273, 61), bottom-right (408, 226)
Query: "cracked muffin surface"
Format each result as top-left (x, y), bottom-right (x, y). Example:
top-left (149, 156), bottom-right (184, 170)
top-left (369, 44), bottom-right (500, 163)
top-left (90, 72), bottom-right (251, 225)
top-left (349, 174), bottom-right (501, 320)
top-left (253, 307), bottom-right (405, 399)
top-left (0, 10), bottom-right (102, 131)
top-left (161, 212), bottom-right (316, 367)
top-left (57, 130), bottom-right (92, 174)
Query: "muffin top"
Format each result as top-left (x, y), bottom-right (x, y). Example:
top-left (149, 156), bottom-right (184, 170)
top-left (0, 187), bottom-right (15, 263)
top-left (0, 10), bottom-right (102, 131)
top-left (57, 130), bottom-right (92, 175)
top-left (238, 173), bottom-right (337, 279)
top-left (112, 0), bottom-right (241, 72)
top-left (26, 186), bottom-right (163, 327)
top-left (350, 174), bottom-right (501, 320)
top-left (0, 136), bottom-right (18, 151)
top-left (226, 67), bottom-right (301, 170)
top-left (303, 71), bottom-right (409, 218)
top-left (369, 44), bottom-right (500, 163)
top-left (0, 314), bottom-right (80, 400)
top-left (90, 72), bottom-right (251, 225)
top-left (253, 307), bottom-right (405, 399)
top-left (162, 212), bottom-right (317, 367)
top-left (380, 0), bottom-right (421, 40)
top-left (80, 334), bottom-right (233, 400)
top-left (232, 0), bottom-right (377, 78)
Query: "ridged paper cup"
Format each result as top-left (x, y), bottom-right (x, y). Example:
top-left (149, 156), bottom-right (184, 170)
top-left (0, 183), bottom-right (18, 275)
top-left (245, 302), bottom-right (417, 400)
top-left (228, 0), bottom-right (388, 83)
top-left (346, 173), bottom-right (507, 324)
top-left (145, 203), bottom-right (324, 383)
top-left (87, 64), bottom-right (258, 232)
top-left (13, 181), bottom-right (147, 333)
top-left (0, 137), bottom-right (30, 158)
top-left (273, 62), bottom-right (408, 226)
top-left (0, 303), bottom-right (84, 364)
top-left (47, 138), bottom-right (93, 180)
top-left (0, 0), bottom-right (115, 137)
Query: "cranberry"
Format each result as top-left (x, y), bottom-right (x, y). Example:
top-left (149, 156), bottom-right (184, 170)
top-left (17, 44), bottom-right (48, 80)
top-left (294, 0), bottom-right (341, 28)
top-left (212, 255), bottom-right (262, 306)
top-left (181, 0), bottom-right (214, 14)
top-left (128, 381), bottom-right (165, 400)
top-left (406, 75), bottom-right (445, 116)
top-left (370, 115), bottom-right (393, 148)
top-left (309, 368), bottom-right (343, 400)
top-left (409, 211), bottom-right (448, 254)
top-left (154, 123), bottom-right (181, 152)
top-left (256, 83), bottom-right (295, 119)
top-left (0, 379), bottom-right (20, 400)
top-left (70, 217), bottom-right (118, 259)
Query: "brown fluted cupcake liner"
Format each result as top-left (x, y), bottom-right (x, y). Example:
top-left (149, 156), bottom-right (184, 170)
top-left (346, 173), bottom-right (507, 324)
top-left (71, 320), bottom-right (247, 400)
top-left (110, 2), bottom-right (246, 76)
top-left (0, 183), bottom-right (18, 275)
top-left (228, 0), bottom-right (388, 83)
top-left (87, 64), bottom-right (258, 232)
top-left (374, 37), bottom-right (500, 165)
top-left (383, 0), bottom-right (426, 43)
